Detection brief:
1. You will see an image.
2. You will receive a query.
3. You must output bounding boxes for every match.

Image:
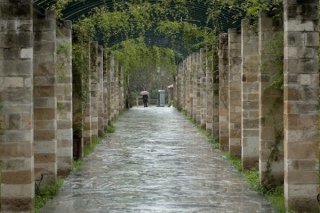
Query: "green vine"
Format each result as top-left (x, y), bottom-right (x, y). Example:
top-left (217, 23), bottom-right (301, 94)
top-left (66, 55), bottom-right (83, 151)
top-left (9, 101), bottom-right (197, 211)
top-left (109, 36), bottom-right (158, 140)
top-left (260, 31), bottom-right (284, 90)
top-left (72, 43), bottom-right (91, 137)
top-left (261, 96), bottom-right (283, 192)
top-left (57, 102), bottom-right (64, 112)
top-left (56, 43), bottom-right (71, 82)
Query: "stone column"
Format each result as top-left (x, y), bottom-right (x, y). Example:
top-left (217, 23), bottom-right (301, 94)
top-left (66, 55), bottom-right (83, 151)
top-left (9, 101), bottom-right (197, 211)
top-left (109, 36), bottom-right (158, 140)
top-left (206, 46), bottom-right (214, 134)
top-left (72, 44), bottom-right (86, 157)
top-left (110, 56), bottom-right (117, 120)
top-left (259, 13), bottom-right (284, 189)
top-left (178, 63), bottom-right (183, 109)
top-left (196, 52), bottom-right (201, 124)
top-left (241, 20), bottom-right (260, 169)
top-left (283, 0), bottom-right (319, 211)
top-left (185, 61), bottom-right (189, 110)
top-left (33, 10), bottom-right (57, 182)
top-left (168, 85), bottom-right (174, 106)
top-left (186, 56), bottom-right (192, 115)
top-left (82, 43), bottom-right (92, 147)
top-left (218, 34), bottom-right (229, 151)
top-left (174, 67), bottom-right (179, 108)
top-left (90, 42), bottom-right (98, 138)
top-left (178, 62), bottom-right (184, 109)
top-left (114, 61), bottom-right (119, 115)
top-left (212, 48), bottom-right (219, 138)
top-left (180, 63), bottom-right (183, 109)
top-left (109, 55), bottom-right (115, 121)
top-left (104, 53), bottom-right (112, 125)
top-left (192, 53), bottom-right (198, 121)
top-left (173, 66), bottom-right (177, 107)
top-left (56, 20), bottom-right (73, 176)
top-left (97, 46), bottom-right (104, 137)
top-left (182, 63), bottom-right (185, 110)
top-left (200, 48), bottom-right (207, 129)
top-left (228, 29), bottom-right (242, 157)
top-left (182, 61), bottom-right (187, 111)
top-left (103, 51), bottom-right (109, 126)
top-left (118, 66), bottom-right (123, 111)
top-left (0, 1), bottom-right (34, 211)
top-left (182, 61), bottom-right (187, 110)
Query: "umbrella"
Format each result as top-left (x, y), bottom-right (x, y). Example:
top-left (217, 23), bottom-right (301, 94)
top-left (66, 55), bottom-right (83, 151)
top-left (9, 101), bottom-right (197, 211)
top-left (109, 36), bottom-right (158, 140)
top-left (140, 91), bottom-right (149, 96)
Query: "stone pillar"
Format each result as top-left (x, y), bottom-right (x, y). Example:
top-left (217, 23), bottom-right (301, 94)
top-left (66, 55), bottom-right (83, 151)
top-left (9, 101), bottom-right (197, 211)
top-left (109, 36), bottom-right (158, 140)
top-left (212, 48), bottom-right (219, 138)
top-left (173, 64), bottom-right (180, 109)
top-left (97, 46), bottom-right (104, 137)
top-left (118, 66), bottom-right (123, 111)
top-left (181, 62), bottom-right (185, 110)
top-left (103, 51), bottom-right (109, 126)
top-left (283, 0), bottom-right (319, 211)
top-left (114, 61), bottom-right (119, 115)
top-left (109, 56), bottom-right (115, 121)
top-left (0, 1), bottom-right (34, 211)
top-left (103, 51), bottom-right (111, 125)
top-left (33, 10), bottom-right (57, 182)
top-left (56, 20), bottom-right (73, 176)
top-left (180, 63), bottom-right (183, 109)
top-left (168, 85), bottom-right (174, 106)
top-left (200, 48), bottom-right (207, 129)
top-left (183, 61), bottom-right (188, 110)
top-left (90, 42), bottom-right (98, 138)
top-left (176, 64), bottom-right (180, 108)
top-left (218, 34), bottom-right (229, 151)
top-left (241, 20), bottom-right (259, 169)
top-left (259, 13), bottom-right (284, 189)
top-left (228, 29), bottom-right (242, 157)
top-left (192, 53), bottom-right (198, 121)
top-left (196, 52), bottom-right (201, 124)
top-left (182, 61), bottom-right (187, 110)
top-left (82, 43), bottom-right (92, 147)
top-left (179, 62), bottom-right (184, 109)
top-left (72, 44), bottom-right (86, 158)
top-left (186, 56), bottom-right (192, 115)
top-left (173, 75), bottom-right (178, 107)
top-left (182, 63), bottom-right (185, 110)
top-left (206, 46), bottom-right (214, 134)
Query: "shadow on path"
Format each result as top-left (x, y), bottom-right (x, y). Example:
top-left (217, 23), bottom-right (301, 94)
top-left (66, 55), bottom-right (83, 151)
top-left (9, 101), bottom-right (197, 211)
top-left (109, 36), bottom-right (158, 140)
top-left (41, 106), bottom-right (275, 213)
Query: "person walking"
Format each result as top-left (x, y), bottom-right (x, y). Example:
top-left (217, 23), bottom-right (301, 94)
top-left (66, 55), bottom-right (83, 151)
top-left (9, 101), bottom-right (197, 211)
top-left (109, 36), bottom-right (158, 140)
top-left (142, 94), bottom-right (148, 107)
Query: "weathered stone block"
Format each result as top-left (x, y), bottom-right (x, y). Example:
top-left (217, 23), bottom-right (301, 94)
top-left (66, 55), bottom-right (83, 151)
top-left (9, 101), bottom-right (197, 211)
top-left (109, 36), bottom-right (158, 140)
top-left (34, 86), bottom-right (55, 97)
top-left (2, 170), bottom-right (32, 184)
top-left (0, 197), bottom-right (34, 212)
top-left (34, 120), bottom-right (55, 130)
top-left (34, 153), bottom-right (56, 163)
top-left (0, 143), bottom-right (32, 158)
top-left (20, 48), bottom-right (33, 59)
top-left (34, 130), bottom-right (55, 141)
top-left (34, 109), bottom-right (55, 120)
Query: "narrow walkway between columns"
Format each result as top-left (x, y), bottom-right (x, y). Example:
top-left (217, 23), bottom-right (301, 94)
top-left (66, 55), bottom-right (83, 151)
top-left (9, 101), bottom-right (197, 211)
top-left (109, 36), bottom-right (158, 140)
top-left (41, 107), bottom-right (275, 213)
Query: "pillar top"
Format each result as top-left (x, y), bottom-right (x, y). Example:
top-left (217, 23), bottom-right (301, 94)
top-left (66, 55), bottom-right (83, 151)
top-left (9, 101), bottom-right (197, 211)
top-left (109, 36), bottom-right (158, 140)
top-left (228, 28), bottom-right (241, 34)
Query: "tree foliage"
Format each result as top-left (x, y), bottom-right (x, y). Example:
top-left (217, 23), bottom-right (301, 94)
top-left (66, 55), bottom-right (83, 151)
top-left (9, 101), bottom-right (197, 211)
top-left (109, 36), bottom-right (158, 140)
top-left (206, 0), bottom-right (282, 32)
top-left (51, 0), bottom-right (75, 18)
top-left (55, 0), bottom-right (284, 102)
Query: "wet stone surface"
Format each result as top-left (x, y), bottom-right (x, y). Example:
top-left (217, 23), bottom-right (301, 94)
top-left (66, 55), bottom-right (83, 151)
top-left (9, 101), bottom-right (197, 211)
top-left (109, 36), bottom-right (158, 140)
top-left (41, 107), bottom-right (275, 213)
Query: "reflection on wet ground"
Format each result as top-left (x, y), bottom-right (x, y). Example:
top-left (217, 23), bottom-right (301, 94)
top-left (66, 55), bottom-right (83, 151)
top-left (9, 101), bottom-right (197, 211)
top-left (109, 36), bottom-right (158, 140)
top-left (41, 106), bottom-right (275, 213)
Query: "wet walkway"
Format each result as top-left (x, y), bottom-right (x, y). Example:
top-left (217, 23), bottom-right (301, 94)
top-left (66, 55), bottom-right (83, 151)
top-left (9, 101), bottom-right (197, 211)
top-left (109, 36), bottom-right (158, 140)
top-left (41, 107), bottom-right (275, 213)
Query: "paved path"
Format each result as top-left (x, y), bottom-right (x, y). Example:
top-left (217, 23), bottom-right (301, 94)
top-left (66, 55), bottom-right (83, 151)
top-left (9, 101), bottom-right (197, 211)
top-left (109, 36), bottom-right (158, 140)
top-left (41, 107), bottom-right (275, 213)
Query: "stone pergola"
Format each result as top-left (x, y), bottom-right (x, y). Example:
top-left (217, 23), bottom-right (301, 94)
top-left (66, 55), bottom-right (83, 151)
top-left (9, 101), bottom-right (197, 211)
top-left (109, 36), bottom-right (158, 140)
top-left (0, 0), bottom-right (319, 212)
